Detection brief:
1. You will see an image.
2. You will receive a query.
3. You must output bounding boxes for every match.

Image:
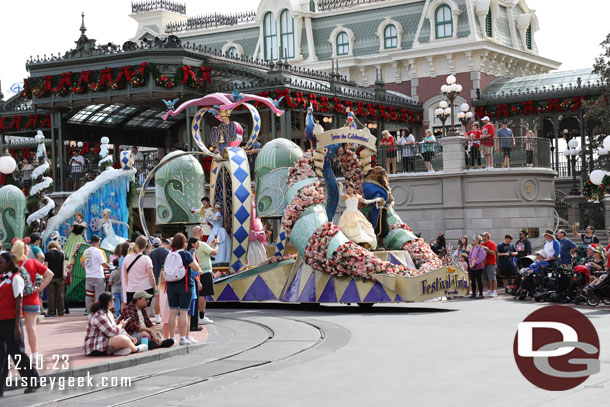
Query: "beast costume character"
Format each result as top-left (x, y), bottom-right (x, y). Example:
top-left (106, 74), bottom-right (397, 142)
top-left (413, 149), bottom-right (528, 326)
top-left (362, 167), bottom-right (393, 246)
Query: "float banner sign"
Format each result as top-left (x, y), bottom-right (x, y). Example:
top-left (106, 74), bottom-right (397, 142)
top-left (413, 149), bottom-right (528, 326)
top-left (316, 129), bottom-right (377, 151)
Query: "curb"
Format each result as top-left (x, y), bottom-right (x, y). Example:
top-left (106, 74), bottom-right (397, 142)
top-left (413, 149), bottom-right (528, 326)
top-left (7, 341), bottom-right (210, 389)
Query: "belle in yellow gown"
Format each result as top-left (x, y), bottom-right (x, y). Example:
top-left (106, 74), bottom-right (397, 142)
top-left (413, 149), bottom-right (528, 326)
top-left (338, 183), bottom-right (381, 250)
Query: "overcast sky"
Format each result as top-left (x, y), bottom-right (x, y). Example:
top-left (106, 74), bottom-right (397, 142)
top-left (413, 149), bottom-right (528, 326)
top-left (1, 0), bottom-right (608, 97)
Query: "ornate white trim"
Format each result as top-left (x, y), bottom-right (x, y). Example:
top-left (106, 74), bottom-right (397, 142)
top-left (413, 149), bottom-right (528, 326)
top-left (221, 41), bottom-right (244, 57)
top-left (516, 12), bottom-right (538, 52)
top-left (376, 17), bottom-right (404, 51)
top-left (474, 0), bottom-right (500, 40)
top-left (328, 25), bottom-right (355, 58)
top-left (426, 0), bottom-right (462, 41)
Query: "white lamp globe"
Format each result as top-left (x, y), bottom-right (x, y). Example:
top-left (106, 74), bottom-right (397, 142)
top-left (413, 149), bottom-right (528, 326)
top-left (101, 137), bottom-right (110, 144)
top-left (567, 139), bottom-right (579, 149)
top-left (77, 141), bottom-right (84, 148)
top-left (563, 150), bottom-right (571, 157)
top-left (439, 100), bottom-right (448, 109)
top-left (441, 84), bottom-right (449, 93)
top-left (0, 156), bottom-right (17, 174)
top-left (456, 84), bottom-right (463, 93)
top-left (69, 141), bottom-right (76, 147)
top-left (457, 112), bottom-right (465, 119)
top-left (443, 107), bottom-right (452, 115)
top-left (446, 75), bottom-right (456, 85)
top-left (603, 135), bottom-right (610, 151)
top-left (590, 169), bottom-right (606, 185)
top-left (460, 103), bottom-right (469, 112)
top-left (434, 108), bottom-right (443, 116)
top-left (599, 148), bottom-right (608, 156)
top-left (575, 148), bottom-right (582, 155)
top-left (466, 112), bottom-right (474, 119)
top-left (450, 83), bottom-right (458, 92)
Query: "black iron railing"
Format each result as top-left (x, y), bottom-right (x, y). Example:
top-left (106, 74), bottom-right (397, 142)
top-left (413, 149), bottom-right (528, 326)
top-left (555, 190), bottom-right (569, 221)
top-left (131, 0), bottom-right (186, 15)
top-left (556, 160), bottom-right (582, 178)
top-left (580, 202), bottom-right (605, 231)
top-left (166, 11), bottom-right (256, 33)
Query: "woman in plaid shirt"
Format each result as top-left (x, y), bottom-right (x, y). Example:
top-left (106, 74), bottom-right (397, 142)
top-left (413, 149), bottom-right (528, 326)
top-left (83, 292), bottom-right (147, 356)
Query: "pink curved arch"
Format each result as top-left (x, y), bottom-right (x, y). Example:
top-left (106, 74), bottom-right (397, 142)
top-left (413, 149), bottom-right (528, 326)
top-left (163, 93), bottom-right (285, 121)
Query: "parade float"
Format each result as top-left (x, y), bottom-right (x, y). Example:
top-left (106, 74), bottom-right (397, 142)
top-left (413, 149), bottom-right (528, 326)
top-left (139, 91), bottom-right (468, 304)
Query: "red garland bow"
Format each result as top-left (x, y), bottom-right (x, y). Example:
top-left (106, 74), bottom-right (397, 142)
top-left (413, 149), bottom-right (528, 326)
top-left (40, 114), bottom-right (51, 128)
top-left (131, 62), bottom-right (147, 77)
top-left (276, 89), bottom-right (296, 108)
top-left (571, 96), bottom-right (584, 112)
top-left (547, 98), bottom-right (561, 113)
top-left (474, 106), bottom-right (485, 119)
top-left (8, 149), bottom-right (16, 158)
top-left (81, 142), bottom-right (91, 154)
top-left (319, 96), bottom-right (329, 112)
top-left (333, 97), bottom-right (344, 114)
top-left (254, 91), bottom-right (270, 107)
top-left (294, 91), bottom-right (306, 108)
top-left (78, 70), bottom-right (92, 87)
top-left (496, 103), bottom-right (509, 118)
top-left (9, 116), bottom-right (22, 131)
top-left (181, 65), bottom-right (197, 84)
top-left (99, 68), bottom-right (113, 87)
top-left (0, 117), bottom-right (5, 132)
top-left (22, 148), bottom-right (31, 159)
top-left (308, 93), bottom-right (319, 111)
top-left (399, 108), bottom-right (408, 122)
top-left (43, 75), bottom-right (52, 92)
top-left (25, 114), bottom-right (39, 129)
top-left (379, 105), bottom-right (388, 120)
top-left (115, 66), bottom-right (132, 83)
top-left (368, 103), bottom-right (378, 119)
top-left (522, 100), bottom-right (535, 115)
top-left (388, 106), bottom-right (397, 121)
top-left (200, 67), bottom-right (212, 84)
top-left (356, 101), bottom-right (366, 116)
top-left (58, 72), bottom-right (72, 89)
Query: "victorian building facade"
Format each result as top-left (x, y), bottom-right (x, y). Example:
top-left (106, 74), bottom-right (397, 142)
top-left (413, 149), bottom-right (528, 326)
top-left (130, 0), bottom-right (561, 130)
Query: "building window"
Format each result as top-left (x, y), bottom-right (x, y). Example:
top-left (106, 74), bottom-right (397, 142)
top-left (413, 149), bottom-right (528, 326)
top-left (227, 46), bottom-right (238, 57)
top-left (336, 32), bottom-right (349, 56)
top-left (526, 24), bottom-right (532, 49)
top-left (384, 24), bottom-right (398, 49)
top-left (435, 5), bottom-right (453, 39)
top-left (485, 9), bottom-right (492, 37)
top-left (279, 10), bottom-right (294, 59)
top-left (263, 12), bottom-right (278, 61)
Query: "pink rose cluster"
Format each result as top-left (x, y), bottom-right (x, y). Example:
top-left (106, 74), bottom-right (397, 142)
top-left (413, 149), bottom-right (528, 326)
top-left (337, 147), bottom-right (363, 194)
top-left (287, 151), bottom-right (316, 189)
top-left (281, 181), bottom-right (325, 237)
top-left (304, 222), bottom-right (341, 272)
top-left (327, 241), bottom-right (408, 281)
top-left (389, 223), bottom-right (413, 232)
top-left (402, 238), bottom-right (443, 275)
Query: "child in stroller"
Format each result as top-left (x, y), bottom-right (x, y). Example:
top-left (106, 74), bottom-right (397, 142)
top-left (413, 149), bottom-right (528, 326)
top-left (512, 250), bottom-right (550, 300)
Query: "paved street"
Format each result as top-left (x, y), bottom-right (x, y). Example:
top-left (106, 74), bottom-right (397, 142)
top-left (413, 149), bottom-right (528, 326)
top-left (5, 297), bottom-right (609, 407)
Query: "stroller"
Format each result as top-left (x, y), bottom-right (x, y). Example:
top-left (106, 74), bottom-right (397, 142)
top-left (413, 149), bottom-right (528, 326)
top-left (513, 255), bottom-right (546, 300)
top-left (586, 273), bottom-right (610, 307)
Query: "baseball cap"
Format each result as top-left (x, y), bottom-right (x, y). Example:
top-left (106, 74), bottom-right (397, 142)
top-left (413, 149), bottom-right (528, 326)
top-left (482, 116), bottom-right (490, 121)
top-left (152, 238), bottom-right (161, 247)
top-left (535, 249), bottom-right (545, 257)
top-left (502, 119), bottom-right (509, 124)
top-left (133, 290), bottom-right (153, 300)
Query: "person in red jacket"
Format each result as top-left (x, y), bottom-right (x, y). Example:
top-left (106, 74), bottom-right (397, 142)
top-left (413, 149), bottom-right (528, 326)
top-left (480, 116), bottom-right (496, 169)
top-left (11, 240), bottom-right (53, 363)
top-left (481, 232), bottom-right (498, 297)
top-left (0, 251), bottom-right (40, 395)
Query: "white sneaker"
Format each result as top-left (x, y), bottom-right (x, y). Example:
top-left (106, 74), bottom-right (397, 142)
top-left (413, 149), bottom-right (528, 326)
top-left (187, 336), bottom-right (198, 344)
top-left (199, 316), bottom-right (214, 324)
top-left (113, 348), bottom-right (132, 356)
top-left (155, 315), bottom-right (161, 325)
top-left (136, 344), bottom-right (148, 352)
top-left (490, 290), bottom-right (498, 297)
top-left (179, 338), bottom-right (190, 346)
top-left (485, 290), bottom-right (492, 296)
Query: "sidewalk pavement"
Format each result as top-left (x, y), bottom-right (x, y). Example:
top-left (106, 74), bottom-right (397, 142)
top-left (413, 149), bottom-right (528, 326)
top-left (9, 312), bottom-right (211, 381)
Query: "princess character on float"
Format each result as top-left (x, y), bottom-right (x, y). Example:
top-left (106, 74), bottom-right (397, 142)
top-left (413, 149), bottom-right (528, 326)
top-left (99, 208), bottom-right (129, 251)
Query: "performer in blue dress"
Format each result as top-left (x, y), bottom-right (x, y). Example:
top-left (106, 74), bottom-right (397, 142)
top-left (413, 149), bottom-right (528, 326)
top-left (362, 167), bottom-right (393, 248)
top-left (207, 203), bottom-right (230, 265)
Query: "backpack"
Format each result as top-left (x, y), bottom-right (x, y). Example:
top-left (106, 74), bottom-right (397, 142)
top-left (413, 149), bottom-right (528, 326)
top-left (163, 250), bottom-right (186, 282)
top-left (18, 266), bottom-right (36, 297)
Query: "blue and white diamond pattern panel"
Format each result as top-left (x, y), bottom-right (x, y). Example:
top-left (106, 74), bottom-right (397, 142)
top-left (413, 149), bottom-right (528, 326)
top-left (242, 103), bottom-right (261, 151)
top-left (226, 147), bottom-right (251, 273)
top-left (274, 230), bottom-right (288, 257)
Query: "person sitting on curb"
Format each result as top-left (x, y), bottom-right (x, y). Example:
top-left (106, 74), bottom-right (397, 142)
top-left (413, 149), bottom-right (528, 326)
top-left (84, 292), bottom-right (147, 356)
top-left (118, 290), bottom-right (170, 349)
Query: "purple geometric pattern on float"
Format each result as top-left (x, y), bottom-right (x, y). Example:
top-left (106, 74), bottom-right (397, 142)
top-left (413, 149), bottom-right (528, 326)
top-left (280, 263), bottom-right (302, 302)
top-left (217, 284), bottom-right (240, 301)
top-left (298, 273), bottom-right (317, 303)
top-left (364, 282), bottom-right (392, 303)
top-left (318, 277), bottom-right (337, 303)
top-left (242, 275), bottom-right (276, 301)
top-left (340, 280), bottom-right (361, 303)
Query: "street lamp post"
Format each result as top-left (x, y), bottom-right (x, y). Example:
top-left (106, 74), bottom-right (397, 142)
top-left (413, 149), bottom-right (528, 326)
top-left (440, 75), bottom-right (463, 137)
top-left (563, 138), bottom-right (582, 196)
top-left (434, 101), bottom-right (451, 137)
top-left (457, 102), bottom-right (474, 130)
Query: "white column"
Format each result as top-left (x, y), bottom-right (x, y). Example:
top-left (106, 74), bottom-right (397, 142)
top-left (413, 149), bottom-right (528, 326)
top-left (304, 16), bottom-right (317, 62)
top-left (293, 16), bottom-right (304, 60)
